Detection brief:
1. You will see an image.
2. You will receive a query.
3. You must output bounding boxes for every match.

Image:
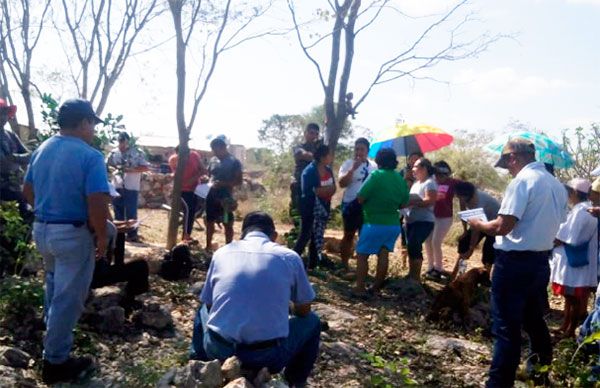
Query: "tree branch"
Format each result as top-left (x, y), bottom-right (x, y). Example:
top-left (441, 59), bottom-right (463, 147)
top-left (287, 0), bottom-right (326, 91)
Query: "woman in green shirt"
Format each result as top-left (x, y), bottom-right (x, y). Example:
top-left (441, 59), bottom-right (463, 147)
top-left (352, 148), bottom-right (410, 297)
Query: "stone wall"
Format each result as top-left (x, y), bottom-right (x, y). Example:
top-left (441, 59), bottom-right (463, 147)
top-left (137, 173), bottom-right (266, 209)
top-left (139, 173), bottom-right (173, 208)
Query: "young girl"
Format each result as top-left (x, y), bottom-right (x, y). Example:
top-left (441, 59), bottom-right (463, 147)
top-left (294, 144), bottom-right (336, 269)
top-left (550, 178), bottom-right (598, 338)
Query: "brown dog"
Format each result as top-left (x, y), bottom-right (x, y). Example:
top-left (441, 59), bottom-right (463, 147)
top-left (323, 237), bottom-right (342, 254)
top-left (427, 267), bottom-right (491, 324)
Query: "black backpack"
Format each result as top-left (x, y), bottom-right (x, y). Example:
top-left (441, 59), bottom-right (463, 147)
top-left (160, 244), bottom-right (192, 281)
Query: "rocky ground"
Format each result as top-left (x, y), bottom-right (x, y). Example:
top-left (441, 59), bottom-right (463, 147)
top-left (0, 208), bottom-right (586, 387)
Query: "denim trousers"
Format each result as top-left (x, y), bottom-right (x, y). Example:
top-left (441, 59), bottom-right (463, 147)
top-left (181, 191), bottom-right (198, 236)
top-left (293, 202), bottom-right (318, 268)
top-left (486, 250), bottom-right (552, 388)
top-left (112, 189), bottom-right (139, 237)
top-left (190, 305), bottom-right (321, 385)
top-left (33, 222), bottom-right (95, 364)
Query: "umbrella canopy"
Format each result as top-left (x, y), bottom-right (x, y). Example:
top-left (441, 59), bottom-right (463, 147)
top-left (485, 131), bottom-right (574, 169)
top-left (368, 123), bottom-right (454, 158)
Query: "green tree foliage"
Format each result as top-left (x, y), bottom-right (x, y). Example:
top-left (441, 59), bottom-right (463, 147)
top-left (35, 93), bottom-right (134, 155)
top-left (0, 202), bottom-right (39, 277)
top-left (258, 105), bottom-right (353, 155)
top-left (559, 123), bottom-right (600, 180)
top-left (430, 130), bottom-right (509, 193)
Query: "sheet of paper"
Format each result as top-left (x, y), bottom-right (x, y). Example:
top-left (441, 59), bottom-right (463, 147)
top-left (194, 183), bottom-right (212, 198)
top-left (457, 207), bottom-right (488, 223)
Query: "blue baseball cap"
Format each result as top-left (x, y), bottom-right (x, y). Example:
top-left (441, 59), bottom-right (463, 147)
top-left (57, 99), bottom-right (103, 128)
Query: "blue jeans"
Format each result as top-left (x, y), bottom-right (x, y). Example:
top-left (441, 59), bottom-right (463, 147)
top-left (112, 189), bottom-right (139, 238)
top-left (487, 250), bottom-right (552, 388)
top-left (190, 305), bottom-right (321, 385)
top-left (33, 222), bottom-right (95, 364)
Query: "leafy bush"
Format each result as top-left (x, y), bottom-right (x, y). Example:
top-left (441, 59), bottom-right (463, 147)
top-left (34, 93), bottom-right (133, 155)
top-left (0, 276), bottom-right (44, 325)
top-left (0, 202), bottom-right (39, 276)
top-left (550, 338), bottom-right (598, 387)
top-left (558, 123), bottom-right (600, 181)
top-left (430, 130), bottom-right (509, 193)
top-left (362, 352), bottom-right (417, 387)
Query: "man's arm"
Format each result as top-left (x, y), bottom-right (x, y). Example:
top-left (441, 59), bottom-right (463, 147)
top-left (469, 214), bottom-right (518, 236)
top-left (338, 160), bottom-right (359, 188)
top-left (88, 193), bottom-right (110, 259)
top-left (23, 182), bottom-right (34, 206)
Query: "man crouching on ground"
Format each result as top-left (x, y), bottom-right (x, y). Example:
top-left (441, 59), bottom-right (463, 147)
top-left (190, 211), bottom-right (321, 387)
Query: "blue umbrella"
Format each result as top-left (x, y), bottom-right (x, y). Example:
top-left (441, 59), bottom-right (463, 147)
top-left (486, 131), bottom-right (574, 169)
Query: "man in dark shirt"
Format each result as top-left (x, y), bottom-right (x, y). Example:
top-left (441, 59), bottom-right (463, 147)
top-left (290, 123), bottom-right (320, 214)
top-left (0, 99), bottom-right (30, 217)
top-left (205, 137), bottom-right (243, 250)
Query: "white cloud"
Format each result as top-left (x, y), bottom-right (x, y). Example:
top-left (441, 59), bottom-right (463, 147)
top-left (566, 0), bottom-right (600, 5)
top-left (453, 67), bottom-right (572, 100)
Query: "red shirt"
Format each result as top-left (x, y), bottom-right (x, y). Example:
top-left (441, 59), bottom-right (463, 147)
top-left (317, 169), bottom-right (334, 202)
top-left (434, 178), bottom-right (460, 218)
top-left (169, 151), bottom-right (205, 192)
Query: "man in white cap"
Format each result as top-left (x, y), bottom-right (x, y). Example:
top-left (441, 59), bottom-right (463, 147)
top-left (469, 138), bottom-right (568, 387)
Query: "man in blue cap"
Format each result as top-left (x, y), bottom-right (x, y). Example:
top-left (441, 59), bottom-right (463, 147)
top-left (23, 98), bottom-right (110, 384)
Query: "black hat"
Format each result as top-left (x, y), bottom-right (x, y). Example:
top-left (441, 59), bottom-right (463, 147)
top-left (57, 99), bottom-right (103, 128)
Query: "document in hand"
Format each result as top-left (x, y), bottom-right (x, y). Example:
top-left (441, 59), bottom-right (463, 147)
top-left (457, 208), bottom-right (488, 223)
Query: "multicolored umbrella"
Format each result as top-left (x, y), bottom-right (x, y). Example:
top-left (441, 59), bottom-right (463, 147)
top-left (368, 123), bottom-right (454, 158)
top-left (485, 131), bottom-right (574, 169)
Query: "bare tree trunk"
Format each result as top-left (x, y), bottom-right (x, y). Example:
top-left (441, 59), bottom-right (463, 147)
top-left (166, 0), bottom-right (188, 250)
top-left (21, 79), bottom-right (36, 139)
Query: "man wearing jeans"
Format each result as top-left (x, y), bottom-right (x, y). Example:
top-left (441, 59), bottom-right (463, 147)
top-left (469, 139), bottom-right (567, 387)
top-left (23, 99), bottom-right (110, 384)
top-left (106, 132), bottom-right (149, 241)
top-left (190, 211), bottom-right (321, 387)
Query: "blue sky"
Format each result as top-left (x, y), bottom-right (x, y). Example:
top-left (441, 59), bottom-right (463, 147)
top-left (7, 0), bottom-right (600, 148)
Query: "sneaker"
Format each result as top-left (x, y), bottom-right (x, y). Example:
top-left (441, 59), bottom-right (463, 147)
top-left (425, 269), bottom-right (442, 281)
top-left (42, 356), bottom-right (95, 384)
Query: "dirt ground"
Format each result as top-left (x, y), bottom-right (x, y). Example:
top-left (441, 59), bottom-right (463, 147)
top-left (4, 207), bottom-right (577, 387)
top-left (118, 208), bottom-right (572, 387)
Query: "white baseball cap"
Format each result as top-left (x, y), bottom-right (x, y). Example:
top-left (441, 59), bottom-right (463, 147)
top-left (566, 178), bottom-right (592, 194)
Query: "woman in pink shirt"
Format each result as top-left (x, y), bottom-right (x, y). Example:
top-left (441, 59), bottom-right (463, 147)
top-left (424, 161), bottom-right (460, 280)
top-left (169, 147), bottom-right (207, 243)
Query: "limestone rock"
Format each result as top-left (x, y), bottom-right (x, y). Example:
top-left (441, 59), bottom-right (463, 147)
top-left (312, 303), bottom-right (357, 330)
top-left (0, 346), bottom-right (31, 368)
top-left (224, 377), bottom-right (254, 388)
top-left (185, 359), bottom-right (222, 388)
top-left (321, 341), bottom-right (360, 359)
top-left (136, 303), bottom-right (173, 330)
top-left (188, 281), bottom-right (204, 296)
top-left (96, 306), bottom-right (125, 334)
top-left (157, 367), bottom-right (177, 387)
top-left (425, 334), bottom-right (488, 357)
top-left (221, 356), bottom-right (241, 382)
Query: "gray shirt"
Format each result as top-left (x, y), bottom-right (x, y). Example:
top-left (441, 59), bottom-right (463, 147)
top-left (407, 177), bottom-right (437, 223)
top-left (208, 154), bottom-right (242, 184)
top-left (472, 190), bottom-right (500, 222)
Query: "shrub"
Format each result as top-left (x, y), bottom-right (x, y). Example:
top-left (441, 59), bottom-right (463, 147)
top-left (0, 202), bottom-right (39, 277)
top-left (0, 276), bottom-right (44, 326)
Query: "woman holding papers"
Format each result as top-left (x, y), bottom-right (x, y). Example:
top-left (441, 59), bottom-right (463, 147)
top-left (550, 178), bottom-right (598, 338)
top-left (454, 182), bottom-right (500, 275)
top-left (405, 158), bottom-right (438, 281)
